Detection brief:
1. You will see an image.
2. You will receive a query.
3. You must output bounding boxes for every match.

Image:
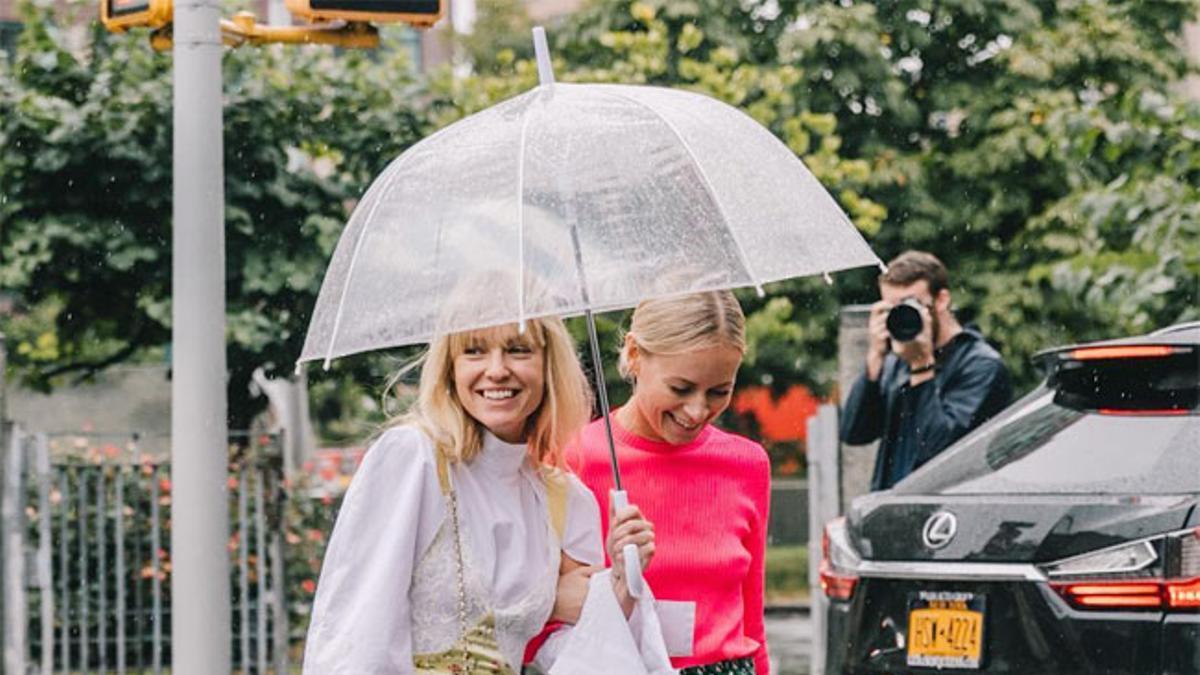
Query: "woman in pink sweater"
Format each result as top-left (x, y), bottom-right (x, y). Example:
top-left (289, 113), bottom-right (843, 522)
top-left (565, 291), bottom-right (771, 675)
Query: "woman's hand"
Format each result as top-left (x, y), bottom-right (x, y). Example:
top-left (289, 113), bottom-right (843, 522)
top-left (607, 504), bottom-right (655, 615)
top-left (551, 555), bottom-right (598, 625)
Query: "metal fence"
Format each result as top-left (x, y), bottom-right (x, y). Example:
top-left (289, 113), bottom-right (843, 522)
top-left (1, 426), bottom-right (290, 674)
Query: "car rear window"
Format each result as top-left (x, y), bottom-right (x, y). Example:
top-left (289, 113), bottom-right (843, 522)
top-left (896, 389), bottom-right (1200, 495)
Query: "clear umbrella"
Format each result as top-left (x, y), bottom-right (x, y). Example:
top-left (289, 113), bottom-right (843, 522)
top-left (299, 27), bottom-right (882, 595)
top-left (300, 55), bottom-right (880, 364)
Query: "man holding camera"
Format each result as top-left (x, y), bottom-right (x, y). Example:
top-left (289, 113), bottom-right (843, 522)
top-left (841, 250), bottom-right (1012, 491)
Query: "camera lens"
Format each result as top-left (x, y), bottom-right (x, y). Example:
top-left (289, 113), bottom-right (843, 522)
top-left (886, 300), bottom-right (924, 342)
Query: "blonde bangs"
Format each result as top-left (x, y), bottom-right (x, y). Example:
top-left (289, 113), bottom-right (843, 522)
top-left (391, 318), bottom-right (592, 469)
top-left (444, 323), bottom-right (546, 357)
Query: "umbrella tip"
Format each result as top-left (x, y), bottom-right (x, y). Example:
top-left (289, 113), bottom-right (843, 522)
top-left (321, 358), bottom-right (333, 372)
top-left (878, 262), bottom-right (889, 274)
top-left (754, 284), bottom-right (765, 298)
top-left (293, 362), bottom-right (302, 377)
top-left (518, 320), bottom-right (528, 334)
top-left (532, 26), bottom-right (555, 86)
top-left (822, 271), bottom-right (834, 286)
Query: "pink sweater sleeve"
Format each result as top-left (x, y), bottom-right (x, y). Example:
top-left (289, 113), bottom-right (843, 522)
top-left (743, 453), bottom-right (771, 674)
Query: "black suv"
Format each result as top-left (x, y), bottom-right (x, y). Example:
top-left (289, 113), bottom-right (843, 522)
top-left (822, 322), bottom-right (1200, 674)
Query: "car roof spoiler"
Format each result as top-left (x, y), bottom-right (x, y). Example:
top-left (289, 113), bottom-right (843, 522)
top-left (1033, 322), bottom-right (1200, 367)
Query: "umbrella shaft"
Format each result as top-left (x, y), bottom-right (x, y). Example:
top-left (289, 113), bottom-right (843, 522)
top-left (584, 310), bottom-right (622, 490)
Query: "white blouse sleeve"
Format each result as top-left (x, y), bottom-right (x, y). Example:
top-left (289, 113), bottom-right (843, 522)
top-left (303, 427), bottom-right (445, 675)
top-left (561, 474), bottom-right (604, 565)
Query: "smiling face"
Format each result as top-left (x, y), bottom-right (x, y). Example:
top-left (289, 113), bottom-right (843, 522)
top-left (452, 326), bottom-right (546, 443)
top-left (619, 341), bottom-right (743, 445)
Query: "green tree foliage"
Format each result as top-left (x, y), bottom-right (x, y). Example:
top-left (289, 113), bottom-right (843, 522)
top-left (0, 8), bottom-right (429, 429)
top-left (556, 0), bottom-right (1199, 389)
top-left (778, 0), bottom-right (1200, 385)
top-left (455, 0), bottom-right (536, 73)
top-left (2, 0), bottom-right (1196, 442)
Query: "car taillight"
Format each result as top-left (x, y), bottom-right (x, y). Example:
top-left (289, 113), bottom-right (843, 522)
top-left (820, 517), bottom-right (860, 601)
top-left (1067, 345), bottom-right (1187, 360)
top-left (1097, 408), bottom-right (1193, 416)
top-left (1046, 527), bottom-right (1200, 611)
top-left (1166, 578), bottom-right (1200, 608)
top-left (1054, 581), bottom-right (1164, 608)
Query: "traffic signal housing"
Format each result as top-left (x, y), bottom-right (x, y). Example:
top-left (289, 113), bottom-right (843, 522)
top-left (101, 0), bottom-right (172, 31)
top-left (284, 0), bottom-right (440, 25)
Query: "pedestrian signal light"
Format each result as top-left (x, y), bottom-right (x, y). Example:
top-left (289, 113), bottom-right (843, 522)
top-left (101, 0), bottom-right (172, 31)
top-left (284, 0), bottom-right (441, 25)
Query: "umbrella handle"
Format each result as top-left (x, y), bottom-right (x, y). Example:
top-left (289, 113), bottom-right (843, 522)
top-left (610, 489), bottom-right (645, 599)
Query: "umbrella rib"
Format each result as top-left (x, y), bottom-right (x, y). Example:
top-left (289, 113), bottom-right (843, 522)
top-left (596, 87), bottom-right (765, 295)
top-left (516, 95), bottom-right (536, 331)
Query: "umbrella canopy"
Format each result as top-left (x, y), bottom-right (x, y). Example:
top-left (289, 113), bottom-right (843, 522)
top-left (299, 81), bottom-right (881, 366)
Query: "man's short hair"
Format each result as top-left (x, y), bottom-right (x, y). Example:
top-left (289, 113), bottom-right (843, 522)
top-left (879, 250), bottom-right (949, 296)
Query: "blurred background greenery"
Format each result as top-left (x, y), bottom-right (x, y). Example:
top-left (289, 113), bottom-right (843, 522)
top-left (2, 0), bottom-right (1197, 465)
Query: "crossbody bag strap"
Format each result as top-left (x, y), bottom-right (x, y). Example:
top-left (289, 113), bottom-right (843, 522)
top-left (540, 467), bottom-right (569, 542)
top-left (432, 446), bottom-right (480, 669)
top-left (435, 446), bottom-right (452, 496)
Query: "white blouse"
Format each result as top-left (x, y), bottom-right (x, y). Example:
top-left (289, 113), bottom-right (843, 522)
top-left (302, 425), bottom-right (608, 673)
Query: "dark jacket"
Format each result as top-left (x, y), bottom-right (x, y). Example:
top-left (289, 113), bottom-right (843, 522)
top-left (840, 326), bottom-right (1012, 491)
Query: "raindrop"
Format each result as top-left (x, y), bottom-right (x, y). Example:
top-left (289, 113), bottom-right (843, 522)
top-left (905, 9), bottom-right (931, 26)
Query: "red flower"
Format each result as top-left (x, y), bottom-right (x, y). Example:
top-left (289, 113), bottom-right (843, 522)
top-left (301, 579), bottom-right (316, 594)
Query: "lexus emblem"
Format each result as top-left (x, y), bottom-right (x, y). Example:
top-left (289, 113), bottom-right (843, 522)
top-left (922, 511), bottom-right (958, 550)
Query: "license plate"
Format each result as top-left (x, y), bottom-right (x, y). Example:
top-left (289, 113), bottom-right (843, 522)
top-left (906, 591), bottom-right (985, 669)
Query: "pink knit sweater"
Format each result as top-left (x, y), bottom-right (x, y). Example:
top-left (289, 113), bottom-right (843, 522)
top-left (564, 414), bottom-right (771, 674)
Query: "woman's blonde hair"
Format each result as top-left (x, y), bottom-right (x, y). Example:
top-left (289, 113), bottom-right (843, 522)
top-left (392, 316), bottom-right (592, 467)
top-left (618, 290), bottom-right (746, 380)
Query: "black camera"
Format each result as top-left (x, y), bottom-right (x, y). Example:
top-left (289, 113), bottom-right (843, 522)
top-left (886, 298), bottom-right (925, 342)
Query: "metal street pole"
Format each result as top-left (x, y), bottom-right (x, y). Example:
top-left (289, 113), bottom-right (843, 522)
top-left (0, 332), bottom-right (7, 675)
top-left (171, 0), bottom-right (231, 669)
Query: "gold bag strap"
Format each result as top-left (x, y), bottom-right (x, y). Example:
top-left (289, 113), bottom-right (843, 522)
top-left (541, 467), bottom-right (568, 542)
top-left (435, 447), bottom-right (568, 541)
top-left (436, 447), bottom-right (453, 495)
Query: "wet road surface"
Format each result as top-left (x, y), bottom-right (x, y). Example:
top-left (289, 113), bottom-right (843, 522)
top-left (767, 611), bottom-right (811, 675)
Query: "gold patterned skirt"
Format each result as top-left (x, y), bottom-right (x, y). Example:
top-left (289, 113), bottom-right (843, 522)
top-left (412, 615), bottom-right (517, 675)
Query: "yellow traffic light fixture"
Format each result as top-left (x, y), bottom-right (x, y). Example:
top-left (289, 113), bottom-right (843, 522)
top-left (101, 0), bottom-right (172, 32)
top-left (284, 0), bottom-right (440, 26)
top-left (103, 0), bottom-right (435, 47)
top-left (148, 12), bottom-right (380, 51)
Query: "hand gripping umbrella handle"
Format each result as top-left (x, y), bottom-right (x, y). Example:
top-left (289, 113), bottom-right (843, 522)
top-left (609, 489), bottom-right (645, 599)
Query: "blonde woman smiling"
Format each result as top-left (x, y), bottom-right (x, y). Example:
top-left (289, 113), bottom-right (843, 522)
top-left (304, 317), bottom-right (668, 674)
